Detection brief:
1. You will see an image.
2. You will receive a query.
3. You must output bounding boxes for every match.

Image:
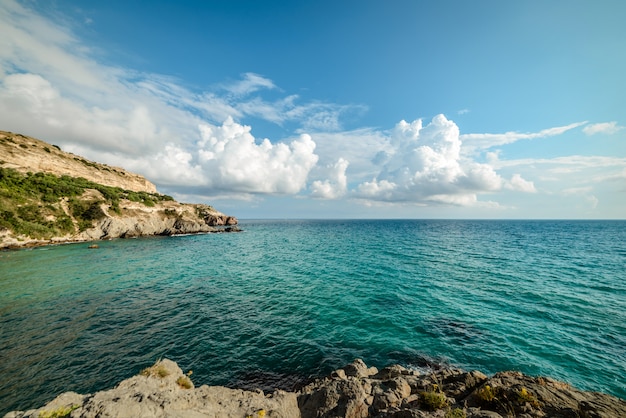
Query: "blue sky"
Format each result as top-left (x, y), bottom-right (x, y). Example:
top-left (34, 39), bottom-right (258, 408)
top-left (1, 0), bottom-right (624, 218)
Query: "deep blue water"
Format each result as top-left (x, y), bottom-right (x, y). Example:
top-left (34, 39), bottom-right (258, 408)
top-left (1, 220), bottom-right (625, 414)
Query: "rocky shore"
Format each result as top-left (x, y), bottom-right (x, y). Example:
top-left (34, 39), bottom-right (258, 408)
top-left (5, 359), bottom-right (625, 418)
top-left (0, 200), bottom-right (240, 249)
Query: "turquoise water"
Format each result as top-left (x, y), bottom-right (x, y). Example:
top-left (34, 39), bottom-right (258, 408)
top-left (1, 220), bottom-right (625, 413)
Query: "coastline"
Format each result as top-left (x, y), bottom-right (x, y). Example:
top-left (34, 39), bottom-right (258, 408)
top-left (0, 201), bottom-right (240, 250)
top-left (0, 225), bottom-right (241, 251)
top-left (5, 358), bottom-right (625, 418)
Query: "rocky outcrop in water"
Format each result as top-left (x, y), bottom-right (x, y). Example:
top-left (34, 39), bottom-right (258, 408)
top-left (0, 195), bottom-right (239, 249)
top-left (76, 201), bottom-right (239, 241)
top-left (6, 359), bottom-right (625, 418)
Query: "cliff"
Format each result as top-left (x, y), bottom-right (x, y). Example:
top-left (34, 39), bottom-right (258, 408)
top-left (0, 131), bottom-right (156, 193)
top-left (0, 131), bottom-right (238, 249)
top-left (5, 358), bottom-right (625, 418)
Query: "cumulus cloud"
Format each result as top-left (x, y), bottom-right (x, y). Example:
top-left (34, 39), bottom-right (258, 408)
top-left (583, 122), bottom-right (624, 135)
top-left (506, 174), bottom-right (536, 193)
top-left (2, 0), bottom-right (622, 215)
top-left (0, 72), bottom-right (177, 154)
top-left (353, 115), bottom-right (503, 205)
top-left (310, 158), bottom-right (349, 199)
top-left (0, 0), bottom-right (349, 197)
top-left (195, 118), bottom-right (319, 194)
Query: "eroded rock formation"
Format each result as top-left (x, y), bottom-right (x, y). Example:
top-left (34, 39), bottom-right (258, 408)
top-left (0, 131), bottom-right (157, 193)
top-left (0, 131), bottom-right (239, 248)
top-left (6, 359), bottom-right (625, 418)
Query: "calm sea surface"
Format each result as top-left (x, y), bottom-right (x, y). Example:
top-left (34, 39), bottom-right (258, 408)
top-left (1, 220), bottom-right (625, 413)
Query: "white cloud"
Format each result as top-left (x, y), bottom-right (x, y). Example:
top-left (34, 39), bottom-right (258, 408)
top-left (583, 122), bottom-right (624, 136)
top-left (355, 179), bottom-right (396, 200)
top-left (195, 118), bottom-right (319, 194)
top-left (506, 174), bottom-right (536, 193)
top-left (460, 121), bottom-right (587, 152)
top-left (310, 158), bottom-right (349, 199)
top-left (353, 115), bottom-right (504, 205)
top-left (587, 195), bottom-right (599, 209)
top-left (1, 0), bottom-right (623, 216)
top-left (223, 72), bottom-right (276, 96)
top-left (0, 0), bottom-right (348, 197)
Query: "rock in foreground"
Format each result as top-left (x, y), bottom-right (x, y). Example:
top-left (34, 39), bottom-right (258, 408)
top-left (6, 359), bottom-right (625, 418)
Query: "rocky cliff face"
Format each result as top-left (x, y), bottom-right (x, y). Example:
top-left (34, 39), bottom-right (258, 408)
top-left (1, 131), bottom-right (156, 193)
top-left (0, 130), bottom-right (238, 249)
top-left (5, 359), bottom-right (625, 418)
top-left (0, 190), bottom-right (239, 249)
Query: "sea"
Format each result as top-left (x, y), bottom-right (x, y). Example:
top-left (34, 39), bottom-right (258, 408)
top-left (0, 219), bottom-right (625, 414)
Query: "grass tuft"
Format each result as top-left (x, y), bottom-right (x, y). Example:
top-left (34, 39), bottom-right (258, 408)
top-left (140, 363), bottom-right (170, 378)
top-left (38, 405), bottom-right (79, 418)
top-left (444, 408), bottom-right (466, 418)
top-left (176, 375), bottom-right (193, 389)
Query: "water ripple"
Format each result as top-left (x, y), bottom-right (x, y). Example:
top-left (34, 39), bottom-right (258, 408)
top-left (1, 220), bottom-right (625, 414)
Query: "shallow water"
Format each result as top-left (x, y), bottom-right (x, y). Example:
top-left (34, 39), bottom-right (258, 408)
top-left (1, 220), bottom-right (625, 413)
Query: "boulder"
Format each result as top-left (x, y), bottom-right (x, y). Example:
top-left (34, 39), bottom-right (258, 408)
top-left (5, 359), bottom-right (626, 418)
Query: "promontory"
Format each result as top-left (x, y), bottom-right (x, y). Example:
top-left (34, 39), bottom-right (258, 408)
top-left (0, 130), bottom-right (238, 249)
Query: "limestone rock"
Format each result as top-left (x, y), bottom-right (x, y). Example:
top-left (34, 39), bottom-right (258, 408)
top-left (299, 377), bottom-right (372, 418)
top-left (5, 359), bottom-right (298, 418)
top-left (0, 131), bottom-right (156, 193)
top-left (5, 359), bottom-right (625, 418)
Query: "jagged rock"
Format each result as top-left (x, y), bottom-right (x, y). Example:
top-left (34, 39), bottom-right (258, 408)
top-left (5, 359), bottom-right (298, 418)
top-left (463, 371), bottom-right (626, 418)
top-left (371, 377), bottom-right (412, 413)
top-left (374, 365), bottom-right (410, 380)
top-left (343, 359), bottom-right (374, 379)
top-left (299, 377), bottom-right (372, 418)
top-left (5, 359), bottom-right (625, 418)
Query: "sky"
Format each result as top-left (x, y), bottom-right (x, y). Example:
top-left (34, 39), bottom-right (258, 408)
top-left (0, 0), bottom-right (625, 219)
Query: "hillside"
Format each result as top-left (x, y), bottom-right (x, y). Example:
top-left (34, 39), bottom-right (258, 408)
top-left (0, 131), bottom-right (156, 193)
top-left (0, 131), bottom-right (238, 249)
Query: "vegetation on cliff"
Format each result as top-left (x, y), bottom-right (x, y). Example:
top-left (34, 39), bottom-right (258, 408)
top-left (0, 166), bottom-right (174, 239)
top-left (0, 130), bottom-right (237, 248)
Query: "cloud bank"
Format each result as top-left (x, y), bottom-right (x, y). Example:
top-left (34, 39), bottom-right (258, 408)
top-left (0, 0), bottom-right (623, 216)
top-left (352, 115), bottom-right (535, 206)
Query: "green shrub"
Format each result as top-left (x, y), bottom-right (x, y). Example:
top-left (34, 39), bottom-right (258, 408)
top-left (419, 391), bottom-right (448, 411)
top-left (0, 166), bottom-right (184, 238)
top-left (445, 408), bottom-right (466, 418)
top-left (476, 384), bottom-right (497, 402)
top-left (55, 215), bottom-right (74, 234)
top-left (17, 205), bottom-right (42, 223)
